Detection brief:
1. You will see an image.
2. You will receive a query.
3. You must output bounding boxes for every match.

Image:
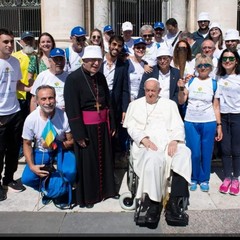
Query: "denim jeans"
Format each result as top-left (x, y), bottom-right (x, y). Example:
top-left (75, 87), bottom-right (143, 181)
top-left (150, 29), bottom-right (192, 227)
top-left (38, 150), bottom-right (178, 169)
top-left (220, 113), bottom-right (240, 179)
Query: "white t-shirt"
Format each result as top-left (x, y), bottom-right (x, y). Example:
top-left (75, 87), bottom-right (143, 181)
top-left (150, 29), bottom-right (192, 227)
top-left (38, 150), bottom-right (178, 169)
top-left (31, 69), bottom-right (68, 110)
top-left (64, 45), bottom-right (84, 73)
top-left (142, 42), bottom-right (158, 67)
top-left (0, 56), bottom-right (22, 115)
top-left (215, 74), bottom-right (240, 113)
top-left (22, 106), bottom-right (70, 152)
top-left (128, 58), bottom-right (145, 101)
top-left (185, 77), bottom-right (218, 122)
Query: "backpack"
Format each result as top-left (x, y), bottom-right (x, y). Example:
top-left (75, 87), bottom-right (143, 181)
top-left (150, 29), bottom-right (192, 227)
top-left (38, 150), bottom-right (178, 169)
top-left (40, 144), bottom-right (76, 209)
top-left (179, 77), bottom-right (217, 119)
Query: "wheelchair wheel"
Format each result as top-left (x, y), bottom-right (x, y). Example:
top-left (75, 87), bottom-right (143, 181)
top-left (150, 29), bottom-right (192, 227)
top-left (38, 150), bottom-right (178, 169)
top-left (119, 192), bottom-right (136, 210)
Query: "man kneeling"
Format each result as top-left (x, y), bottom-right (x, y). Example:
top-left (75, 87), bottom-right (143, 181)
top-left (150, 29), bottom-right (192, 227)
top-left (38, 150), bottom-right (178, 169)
top-left (123, 78), bottom-right (192, 226)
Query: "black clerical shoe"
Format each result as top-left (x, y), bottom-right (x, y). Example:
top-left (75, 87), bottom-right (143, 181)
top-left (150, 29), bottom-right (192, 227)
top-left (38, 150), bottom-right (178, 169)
top-left (165, 197), bottom-right (189, 226)
top-left (86, 204), bottom-right (94, 209)
top-left (145, 201), bottom-right (160, 224)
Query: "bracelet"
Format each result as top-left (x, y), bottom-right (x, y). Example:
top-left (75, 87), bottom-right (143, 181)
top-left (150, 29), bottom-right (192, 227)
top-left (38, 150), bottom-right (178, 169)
top-left (217, 123), bottom-right (222, 126)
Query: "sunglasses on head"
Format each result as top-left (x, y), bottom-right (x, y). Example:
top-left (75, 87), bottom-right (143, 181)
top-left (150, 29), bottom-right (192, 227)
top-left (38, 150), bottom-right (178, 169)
top-left (222, 56), bottom-right (235, 62)
top-left (142, 34), bottom-right (153, 38)
top-left (197, 63), bottom-right (212, 68)
top-left (92, 35), bottom-right (101, 40)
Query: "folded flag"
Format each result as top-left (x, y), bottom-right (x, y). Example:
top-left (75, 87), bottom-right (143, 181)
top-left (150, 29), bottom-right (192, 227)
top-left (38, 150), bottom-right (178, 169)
top-left (41, 119), bottom-right (57, 148)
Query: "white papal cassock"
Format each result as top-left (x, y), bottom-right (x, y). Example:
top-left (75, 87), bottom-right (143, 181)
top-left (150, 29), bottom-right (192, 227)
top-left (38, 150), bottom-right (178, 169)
top-left (123, 97), bottom-right (192, 202)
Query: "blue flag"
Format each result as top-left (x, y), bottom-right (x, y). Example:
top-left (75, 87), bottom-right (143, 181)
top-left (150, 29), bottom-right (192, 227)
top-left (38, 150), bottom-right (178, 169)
top-left (41, 119), bottom-right (57, 147)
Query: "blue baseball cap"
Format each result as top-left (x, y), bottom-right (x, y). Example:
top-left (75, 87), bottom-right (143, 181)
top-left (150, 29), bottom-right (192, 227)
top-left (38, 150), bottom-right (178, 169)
top-left (133, 38), bottom-right (146, 46)
top-left (153, 22), bottom-right (165, 30)
top-left (49, 48), bottom-right (65, 58)
top-left (70, 26), bottom-right (86, 37)
top-left (21, 31), bottom-right (34, 40)
top-left (103, 25), bottom-right (113, 33)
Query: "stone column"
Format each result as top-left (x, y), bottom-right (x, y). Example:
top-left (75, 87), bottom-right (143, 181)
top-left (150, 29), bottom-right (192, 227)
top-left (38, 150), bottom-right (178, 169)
top-left (93, 0), bottom-right (110, 33)
top-left (170, 0), bottom-right (187, 31)
top-left (41, 0), bottom-right (84, 48)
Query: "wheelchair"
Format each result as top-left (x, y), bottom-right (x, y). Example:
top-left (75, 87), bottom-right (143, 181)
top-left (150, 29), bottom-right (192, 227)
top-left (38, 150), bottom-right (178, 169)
top-left (118, 142), bottom-right (153, 225)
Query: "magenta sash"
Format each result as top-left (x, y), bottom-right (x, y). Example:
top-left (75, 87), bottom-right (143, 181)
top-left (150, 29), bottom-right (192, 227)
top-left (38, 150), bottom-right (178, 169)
top-left (82, 109), bottom-right (108, 125)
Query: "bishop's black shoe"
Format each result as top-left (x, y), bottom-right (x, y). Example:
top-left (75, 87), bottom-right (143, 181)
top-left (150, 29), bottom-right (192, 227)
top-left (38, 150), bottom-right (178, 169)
top-left (165, 196), bottom-right (189, 226)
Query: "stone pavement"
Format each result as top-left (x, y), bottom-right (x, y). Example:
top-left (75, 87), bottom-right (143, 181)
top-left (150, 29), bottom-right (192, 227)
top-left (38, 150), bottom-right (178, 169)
top-left (0, 157), bottom-right (239, 236)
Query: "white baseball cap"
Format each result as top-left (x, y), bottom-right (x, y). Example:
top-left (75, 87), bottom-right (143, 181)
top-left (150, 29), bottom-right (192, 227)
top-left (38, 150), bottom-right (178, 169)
top-left (225, 29), bottom-right (240, 41)
top-left (122, 21), bottom-right (133, 32)
top-left (82, 46), bottom-right (103, 59)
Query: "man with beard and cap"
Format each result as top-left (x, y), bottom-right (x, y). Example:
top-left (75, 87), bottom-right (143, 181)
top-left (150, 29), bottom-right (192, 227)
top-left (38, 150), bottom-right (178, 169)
top-left (64, 45), bottom-right (116, 208)
top-left (12, 31), bottom-right (36, 119)
top-left (12, 31), bottom-right (36, 159)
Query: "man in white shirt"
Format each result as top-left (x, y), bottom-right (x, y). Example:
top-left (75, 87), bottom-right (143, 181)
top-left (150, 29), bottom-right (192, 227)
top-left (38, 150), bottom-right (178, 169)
top-left (123, 78), bottom-right (191, 226)
top-left (30, 48), bottom-right (68, 111)
top-left (64, 26), bottom-right (87, 73)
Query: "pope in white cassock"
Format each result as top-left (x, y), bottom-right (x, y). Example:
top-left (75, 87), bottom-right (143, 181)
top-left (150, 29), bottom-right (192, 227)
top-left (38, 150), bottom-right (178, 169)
top-left (123, 78), bottom-right (192, 227)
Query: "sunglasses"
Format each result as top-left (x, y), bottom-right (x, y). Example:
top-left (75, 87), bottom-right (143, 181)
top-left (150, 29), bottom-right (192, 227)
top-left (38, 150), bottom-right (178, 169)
top-left (106, 31), bottom-right (114, 36)
top-left (135, 45), bottom-right (146, 50)
top-left (197, 63), bottom-right (212, 68)
top-left (222, 56), bottom-right (236, 62)
top-left (142, 34), bottom-right (153, 38)
top-left (75, 37), bottom-right (86, 43)
top-left (92, 35), bottom-right (101, 40)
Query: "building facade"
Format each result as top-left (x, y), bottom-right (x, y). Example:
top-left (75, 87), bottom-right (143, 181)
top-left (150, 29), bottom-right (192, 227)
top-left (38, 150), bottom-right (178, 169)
top-left (0, 0), bottom-right (239, 49)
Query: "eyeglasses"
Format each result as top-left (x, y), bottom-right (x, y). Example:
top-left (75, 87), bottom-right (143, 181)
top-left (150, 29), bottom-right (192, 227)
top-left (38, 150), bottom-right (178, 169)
top-left (142, 34), bottom-right (153, 38)
top-left (92, 35), bottom-right (101, 40)
top-left (75, 37), bottom-right (86, 43)
top-left (196, 63), bottom-right (212, 68)
top-left (3, 40), bottom-right (14, 44)
top-left (222, 56), bottom-right (236, 62)
top-left (135, 45), bottom-right (146, 50)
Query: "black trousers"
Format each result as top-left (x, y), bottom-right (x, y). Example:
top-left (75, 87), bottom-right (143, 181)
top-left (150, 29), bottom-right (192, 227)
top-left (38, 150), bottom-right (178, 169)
top-left (170, 172), bottom-right (189, 198)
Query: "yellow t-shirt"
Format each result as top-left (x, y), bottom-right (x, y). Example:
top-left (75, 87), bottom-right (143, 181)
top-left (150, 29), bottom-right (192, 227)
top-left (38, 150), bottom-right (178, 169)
top-left (12, 50), bottom-right (31, 100)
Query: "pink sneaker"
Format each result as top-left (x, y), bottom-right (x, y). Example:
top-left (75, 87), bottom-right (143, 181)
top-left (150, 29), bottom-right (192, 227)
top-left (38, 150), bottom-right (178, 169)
top-left (219, 178), bottom-right (231, 194)
top-left (229, 179), bottom-right (239, 196)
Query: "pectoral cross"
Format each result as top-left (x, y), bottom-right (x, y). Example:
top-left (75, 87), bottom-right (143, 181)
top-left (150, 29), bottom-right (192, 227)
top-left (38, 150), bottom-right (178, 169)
top-left (94, 101), bottom-right (102, 112)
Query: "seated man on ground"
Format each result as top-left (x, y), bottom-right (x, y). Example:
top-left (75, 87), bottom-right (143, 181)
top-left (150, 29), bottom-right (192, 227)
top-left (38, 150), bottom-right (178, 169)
top-left (21, 85), bottom-right (75, 203)
top-left (123, 78), bottom-right (192, 226)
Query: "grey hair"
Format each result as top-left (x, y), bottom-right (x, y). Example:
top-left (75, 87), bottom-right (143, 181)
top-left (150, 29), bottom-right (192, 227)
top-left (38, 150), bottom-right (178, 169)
top-left (140, 25), bottom-right (154, 36)
top-left (35, 85), bottom-right (56, 99)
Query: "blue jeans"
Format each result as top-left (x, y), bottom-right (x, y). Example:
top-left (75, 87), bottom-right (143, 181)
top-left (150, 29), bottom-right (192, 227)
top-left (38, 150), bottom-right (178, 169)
top-left (220, 113), bottom-right (240, 179)
top-left (184, 121), bottom-right (216, 183)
